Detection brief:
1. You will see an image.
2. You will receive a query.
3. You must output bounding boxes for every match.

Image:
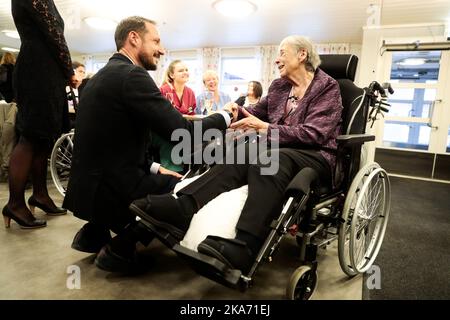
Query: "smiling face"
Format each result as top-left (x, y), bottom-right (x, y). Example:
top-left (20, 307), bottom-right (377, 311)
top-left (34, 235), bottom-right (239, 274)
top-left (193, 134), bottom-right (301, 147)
top-left (171, 62), bottom-right (189, 84)
top-left (137, 22), bottom-right (165, 71)
top-left (203, 72), bottom-right (219, 92)
top-left (275, 42), bottom-right (307, 78)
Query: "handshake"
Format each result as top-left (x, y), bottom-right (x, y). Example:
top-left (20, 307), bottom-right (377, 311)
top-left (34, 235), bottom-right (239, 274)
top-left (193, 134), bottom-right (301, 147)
top-left (222, 102), bottom-right (269, 133)
top-left (222, 102), bottom-right (239, 123)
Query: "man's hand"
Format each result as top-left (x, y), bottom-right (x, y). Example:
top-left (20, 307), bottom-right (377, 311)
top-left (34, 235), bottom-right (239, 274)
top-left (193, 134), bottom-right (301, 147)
top-left (230, 108), bottom-right (269, 133)
top-left (159, 166), bottom-right (183, 179)
top-left (222, 102), bottom-right (239, 122)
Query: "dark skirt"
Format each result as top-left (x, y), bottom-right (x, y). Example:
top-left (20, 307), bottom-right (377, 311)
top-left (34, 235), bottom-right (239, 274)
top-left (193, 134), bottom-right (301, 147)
top-left (13, 44), bottom-right (69, 143)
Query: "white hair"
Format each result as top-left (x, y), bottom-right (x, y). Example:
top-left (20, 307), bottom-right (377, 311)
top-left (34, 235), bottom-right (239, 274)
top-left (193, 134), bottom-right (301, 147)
top-left (280, 35), bottom-right (321, 72)
top-left (202, 69), bottom-right (219, 83)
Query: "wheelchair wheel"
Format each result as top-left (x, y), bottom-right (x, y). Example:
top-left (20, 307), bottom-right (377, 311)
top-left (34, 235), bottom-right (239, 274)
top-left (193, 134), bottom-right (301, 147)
top-left (50, 131), bottom-right (74, 196)
top-left (338, 162), bottom-right (390, 275)
top-left (286, 265), bottom-right (317, 300)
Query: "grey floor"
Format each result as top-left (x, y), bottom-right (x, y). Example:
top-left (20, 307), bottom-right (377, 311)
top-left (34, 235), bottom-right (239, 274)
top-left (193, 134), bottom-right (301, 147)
top-left (0, 181), bottom-right (362, 300)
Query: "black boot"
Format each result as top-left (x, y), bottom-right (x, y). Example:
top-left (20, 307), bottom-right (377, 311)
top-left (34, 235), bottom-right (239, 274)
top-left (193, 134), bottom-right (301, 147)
top-left (129, 194), bottom-right (195, 241)
top-left (71, 222), bottom-right (111, 253)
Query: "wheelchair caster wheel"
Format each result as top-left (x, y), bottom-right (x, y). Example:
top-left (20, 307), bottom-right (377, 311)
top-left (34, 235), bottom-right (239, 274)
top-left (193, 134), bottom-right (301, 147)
top-left (286, 265), bottom-right (317, 300)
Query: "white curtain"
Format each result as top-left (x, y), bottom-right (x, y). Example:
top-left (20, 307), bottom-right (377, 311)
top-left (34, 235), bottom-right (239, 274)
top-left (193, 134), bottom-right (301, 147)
top-left (256, 43), bottom-right (350, 93)
top-left (315, 43), bottom-right (350, 54)
top-left (201, 47), bottom-right (221, 73)
top-left (256, 45), bottom-right (279, 94)
top-left (151, 53), bottom-right (171, 87)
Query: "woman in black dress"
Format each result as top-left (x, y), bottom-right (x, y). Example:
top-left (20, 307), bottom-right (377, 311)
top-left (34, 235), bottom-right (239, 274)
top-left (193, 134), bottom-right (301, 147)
top-left (3, 0), bottom-right (77, 229)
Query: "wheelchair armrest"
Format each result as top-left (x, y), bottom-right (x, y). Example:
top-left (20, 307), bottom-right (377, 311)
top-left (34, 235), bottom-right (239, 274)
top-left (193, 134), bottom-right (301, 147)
top-left (285, 167), bottom-right (319, 197)
top-left (337, 134), bottom-right (375, 147)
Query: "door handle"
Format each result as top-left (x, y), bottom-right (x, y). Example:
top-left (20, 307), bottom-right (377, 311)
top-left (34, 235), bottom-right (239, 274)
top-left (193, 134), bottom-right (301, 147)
top-left (427, 99), bottom-right (441, 130)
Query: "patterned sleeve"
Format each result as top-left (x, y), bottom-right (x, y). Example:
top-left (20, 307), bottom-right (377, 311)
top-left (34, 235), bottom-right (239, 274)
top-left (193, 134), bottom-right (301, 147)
top-left (268, 81), bottom-right (342, 146)
top-left (241, 95), bottom-right (269, 121)
top-left (29, 0), bottom-right (73, 78)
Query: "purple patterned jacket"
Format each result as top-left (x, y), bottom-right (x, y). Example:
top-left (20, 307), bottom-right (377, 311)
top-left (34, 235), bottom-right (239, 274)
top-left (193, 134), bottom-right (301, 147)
top-left (242, 68), bottom-right (343, 170)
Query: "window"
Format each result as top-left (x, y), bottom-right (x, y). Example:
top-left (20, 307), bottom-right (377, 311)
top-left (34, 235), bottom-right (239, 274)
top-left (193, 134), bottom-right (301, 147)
top-left (382, 50), bottom-right (441, 150)
top-left (92, 62), bottom-right (106, 73)
top-left (168, 50), bottom-right (202, 95)
top-left (183, 58), bottom-right (202, 95)
top-left (390, 51), bottom-right (441, 83)
top-left (220, 50), bottom-right (259, 101)
top-left (447, 126), bottom-right (450, 153)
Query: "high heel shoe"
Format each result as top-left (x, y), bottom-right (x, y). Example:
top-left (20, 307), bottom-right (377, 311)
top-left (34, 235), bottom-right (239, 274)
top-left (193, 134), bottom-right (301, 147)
top-left (28, 196), bottom-right (67, 216)
top-left (2, 206), bottom-right (47, 229)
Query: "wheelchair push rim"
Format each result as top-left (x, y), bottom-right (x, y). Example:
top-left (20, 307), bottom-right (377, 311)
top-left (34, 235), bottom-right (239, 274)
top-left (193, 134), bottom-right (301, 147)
top-left (349, 164), bottom-right (390, 273)
top-left (338, 162), bottom-right (391, 276)
top-left (338, 163), bottom-right (379, 277)
top-left (50, 131), bottom-right (74, 197)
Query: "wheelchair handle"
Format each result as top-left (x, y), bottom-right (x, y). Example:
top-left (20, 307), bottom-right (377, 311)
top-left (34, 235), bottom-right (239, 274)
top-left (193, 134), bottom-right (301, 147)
top-left (368, 81), bottom-right (386, 97)
top-left (383, 82), bottom-right (394, 95)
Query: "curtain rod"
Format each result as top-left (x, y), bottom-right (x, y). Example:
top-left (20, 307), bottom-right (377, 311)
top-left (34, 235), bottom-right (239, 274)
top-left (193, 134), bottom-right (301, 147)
top-left (380, 40), bottom-right (450, 55)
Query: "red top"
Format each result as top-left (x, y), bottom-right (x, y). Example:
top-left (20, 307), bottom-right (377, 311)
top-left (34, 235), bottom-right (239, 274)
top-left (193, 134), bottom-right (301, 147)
top-left (160, 83), bottom-right (196, 115)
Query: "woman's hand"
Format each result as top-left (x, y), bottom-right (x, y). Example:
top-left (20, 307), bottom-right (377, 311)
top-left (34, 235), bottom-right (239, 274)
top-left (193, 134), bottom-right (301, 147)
top-left (159, 166), bottom-right (183, 179)
top-left (230, 108), bottom-right (269, 133)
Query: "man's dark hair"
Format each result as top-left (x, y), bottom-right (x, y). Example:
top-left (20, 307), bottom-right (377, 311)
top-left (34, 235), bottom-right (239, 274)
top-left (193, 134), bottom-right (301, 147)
top-left (114, 16), bottom-right (156, 51)
top-left (72, 61), bottom-right (85, 69)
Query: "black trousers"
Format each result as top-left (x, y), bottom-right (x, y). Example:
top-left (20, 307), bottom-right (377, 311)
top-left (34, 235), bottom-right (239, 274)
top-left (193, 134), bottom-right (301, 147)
top-left (92, 174), bottom-right (178, 234)
top-left (178, 147), bottom-right (332, 241)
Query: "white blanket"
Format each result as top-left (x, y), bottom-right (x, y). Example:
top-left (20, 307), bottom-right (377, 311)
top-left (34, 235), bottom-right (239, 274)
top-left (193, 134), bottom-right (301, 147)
top-left (174, 175), bottom-right (248, 251)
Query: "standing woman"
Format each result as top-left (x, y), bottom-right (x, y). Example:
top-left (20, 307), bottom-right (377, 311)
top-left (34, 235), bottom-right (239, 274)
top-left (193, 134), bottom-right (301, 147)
top-left (160, 60), bottom-right (196, 115)
top-left (0, 52), bottom-right (16, 103)
top-left (4, 0), bottom-right (77, 229)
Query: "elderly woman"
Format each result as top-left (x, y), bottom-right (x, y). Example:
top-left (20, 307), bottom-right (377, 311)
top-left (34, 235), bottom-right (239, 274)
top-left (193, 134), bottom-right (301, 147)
top-left (195, 70), bottom-right (231, 115)
top-left (130, 35), bottom-right (343, 273)
top-left (235, 80), bottom-right (263, 108)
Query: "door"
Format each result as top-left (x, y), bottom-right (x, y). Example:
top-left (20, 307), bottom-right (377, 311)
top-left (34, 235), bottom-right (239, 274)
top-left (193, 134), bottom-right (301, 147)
top-left (374, 50), bottom-right (450, 179)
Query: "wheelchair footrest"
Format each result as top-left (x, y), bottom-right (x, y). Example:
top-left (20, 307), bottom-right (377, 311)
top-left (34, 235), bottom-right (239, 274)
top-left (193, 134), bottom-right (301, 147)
top-left (138, 219), bottom-right (180, 249)
top-left (173, 244), bottom-right (247, 291)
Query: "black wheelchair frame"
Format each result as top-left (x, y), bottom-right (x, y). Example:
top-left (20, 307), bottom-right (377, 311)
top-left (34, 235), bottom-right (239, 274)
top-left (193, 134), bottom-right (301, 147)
top-left (166, 54), bottom-right (393, 300)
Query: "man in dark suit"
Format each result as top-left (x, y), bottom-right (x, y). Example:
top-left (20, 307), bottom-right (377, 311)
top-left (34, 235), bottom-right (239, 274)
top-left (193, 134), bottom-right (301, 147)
top-left (63, 16), bottom-right (236, 273)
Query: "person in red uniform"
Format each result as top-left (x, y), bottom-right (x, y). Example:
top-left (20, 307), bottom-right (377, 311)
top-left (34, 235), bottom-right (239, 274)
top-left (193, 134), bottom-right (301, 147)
top-left (160, 60), bottom-right (196, 115)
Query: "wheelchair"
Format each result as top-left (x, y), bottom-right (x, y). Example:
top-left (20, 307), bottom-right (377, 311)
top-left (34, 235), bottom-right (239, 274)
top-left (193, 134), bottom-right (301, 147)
top-left (154, 54), bottom-right (393, 300)
top-left (50, 129), bottom-right (74, 196)
top-left (50, 86), bottom-right (79, 196)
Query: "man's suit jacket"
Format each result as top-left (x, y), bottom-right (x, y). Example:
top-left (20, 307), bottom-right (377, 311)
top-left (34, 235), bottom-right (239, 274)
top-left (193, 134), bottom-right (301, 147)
top-left (63, 53), bottom-right (227, 225)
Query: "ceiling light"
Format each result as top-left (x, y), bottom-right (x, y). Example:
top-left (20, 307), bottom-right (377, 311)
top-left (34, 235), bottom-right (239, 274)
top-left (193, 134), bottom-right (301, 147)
top-left (2, 30), bottom-right (20, 39)
top-left (83, 17), bottom-right (117, 30)
top-left (1, 47), bottom-right (19, 53)
top-left (213, 0), bottom-right (257, 18)
top-left (397, 58), bottom-right (426, 66)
